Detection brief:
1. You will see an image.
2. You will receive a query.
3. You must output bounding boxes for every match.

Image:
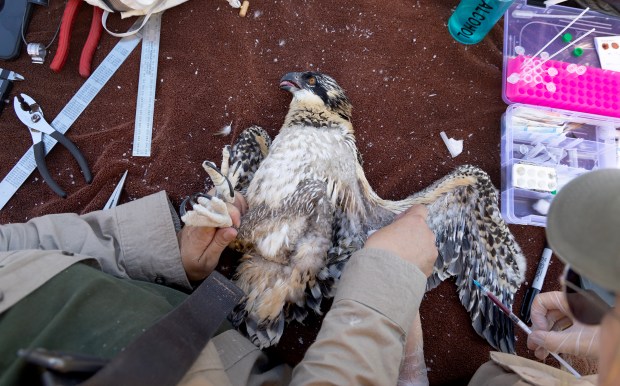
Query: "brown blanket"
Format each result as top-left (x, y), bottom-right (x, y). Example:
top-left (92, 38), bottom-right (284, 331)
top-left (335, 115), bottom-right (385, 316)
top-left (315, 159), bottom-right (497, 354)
top-left (1, 1), bottom-right (558, 384)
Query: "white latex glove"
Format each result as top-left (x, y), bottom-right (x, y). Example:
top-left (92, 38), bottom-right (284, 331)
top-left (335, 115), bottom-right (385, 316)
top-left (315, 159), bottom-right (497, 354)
top-left (398, 312), bottom-right (429, 386)
top-left (527, 291), bottom-right (601, 360)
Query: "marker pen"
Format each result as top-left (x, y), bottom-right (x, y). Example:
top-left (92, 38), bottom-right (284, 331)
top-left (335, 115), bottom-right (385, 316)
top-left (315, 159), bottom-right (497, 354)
top-left (519, 242), bottom-right (553, 324)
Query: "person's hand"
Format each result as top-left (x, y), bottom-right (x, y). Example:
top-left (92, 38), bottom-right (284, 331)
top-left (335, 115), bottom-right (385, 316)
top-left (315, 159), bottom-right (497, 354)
top-left (178, 193), bottom-right (247, 282)
top-left (527, 291), bottom-right (601, 360)
top-left (364, 205), bottom-right (438, 277)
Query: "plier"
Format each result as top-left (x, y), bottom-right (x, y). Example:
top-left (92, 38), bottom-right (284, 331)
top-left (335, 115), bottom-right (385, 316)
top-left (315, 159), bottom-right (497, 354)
top-left (14, 93), bottom-right (92, 198)
top-left (0, 69), bottom-right (24, 115)
top-left (49, 0), bottom-right (104, 78)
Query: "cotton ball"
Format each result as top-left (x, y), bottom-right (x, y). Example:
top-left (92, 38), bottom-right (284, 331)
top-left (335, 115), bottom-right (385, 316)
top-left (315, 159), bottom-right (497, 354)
top-left (532, 199), bottom-right (551, 215)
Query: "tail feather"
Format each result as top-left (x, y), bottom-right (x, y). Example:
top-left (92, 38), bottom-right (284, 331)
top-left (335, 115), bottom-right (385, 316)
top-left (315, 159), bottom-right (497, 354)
top-left (245, 314), bottom-right (285, 348)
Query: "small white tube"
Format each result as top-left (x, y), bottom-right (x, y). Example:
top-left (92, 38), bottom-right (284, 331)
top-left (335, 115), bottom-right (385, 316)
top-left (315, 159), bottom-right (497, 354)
top-left (544, 0), bottom-right (569, 6)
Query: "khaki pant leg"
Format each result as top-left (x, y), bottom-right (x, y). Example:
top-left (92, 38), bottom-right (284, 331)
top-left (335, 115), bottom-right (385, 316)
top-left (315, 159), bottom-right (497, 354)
top-left (468, 360), bottom-right (524, 386)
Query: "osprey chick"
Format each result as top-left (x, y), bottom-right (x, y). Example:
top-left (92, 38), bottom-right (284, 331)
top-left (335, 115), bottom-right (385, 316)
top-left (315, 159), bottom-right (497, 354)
top-left (182, 71), bottom-right (526, 353)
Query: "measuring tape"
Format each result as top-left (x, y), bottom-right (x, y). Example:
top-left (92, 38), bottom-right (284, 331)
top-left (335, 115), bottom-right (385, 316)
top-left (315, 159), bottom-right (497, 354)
top-left (132, 12), bottom-right (161, 157)
top-left (0, 20), bottom-right (145, 211)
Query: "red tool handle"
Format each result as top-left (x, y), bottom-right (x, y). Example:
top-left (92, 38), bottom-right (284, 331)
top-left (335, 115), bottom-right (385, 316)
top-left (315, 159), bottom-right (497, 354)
top-left (79, 6), bottom-right (103, 78)
top-left (50, 0), bottom-right (82, 73)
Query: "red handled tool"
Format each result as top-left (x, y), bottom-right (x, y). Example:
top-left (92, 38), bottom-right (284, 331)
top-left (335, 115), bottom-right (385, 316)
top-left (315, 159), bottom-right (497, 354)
top-left (50, 0), bottom-right (103, 78)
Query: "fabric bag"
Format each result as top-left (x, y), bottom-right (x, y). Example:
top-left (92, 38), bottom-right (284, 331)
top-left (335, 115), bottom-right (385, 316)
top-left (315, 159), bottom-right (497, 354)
top-left (82, 0), bottom-right (189, 36)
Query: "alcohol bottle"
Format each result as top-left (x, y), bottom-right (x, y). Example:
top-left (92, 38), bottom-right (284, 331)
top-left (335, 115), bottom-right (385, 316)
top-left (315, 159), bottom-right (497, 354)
top-left (448, 0), bottom-right (515, 45)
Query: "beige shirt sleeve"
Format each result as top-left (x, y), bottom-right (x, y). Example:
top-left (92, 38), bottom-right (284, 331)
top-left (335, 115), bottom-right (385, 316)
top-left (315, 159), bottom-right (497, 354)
top-left (291, 247), bottom-right (428, 385)
top-left (0, 191), bottom-right (191, 290)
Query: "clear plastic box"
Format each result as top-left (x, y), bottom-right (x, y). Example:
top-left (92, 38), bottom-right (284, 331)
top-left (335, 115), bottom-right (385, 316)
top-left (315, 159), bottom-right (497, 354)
top-left (501, 104), bottom-right (619, 226)
top-left (500, 0), bottom-right (620, 227)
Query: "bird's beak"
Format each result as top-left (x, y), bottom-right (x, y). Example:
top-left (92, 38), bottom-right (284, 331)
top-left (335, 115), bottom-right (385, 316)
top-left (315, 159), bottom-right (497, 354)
top-left (279, 72), bottom-right (302, 92)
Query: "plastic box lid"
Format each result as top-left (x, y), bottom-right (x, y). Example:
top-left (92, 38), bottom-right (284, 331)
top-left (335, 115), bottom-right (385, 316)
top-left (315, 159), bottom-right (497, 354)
top-left (502, 0), bottom-right (620, 118)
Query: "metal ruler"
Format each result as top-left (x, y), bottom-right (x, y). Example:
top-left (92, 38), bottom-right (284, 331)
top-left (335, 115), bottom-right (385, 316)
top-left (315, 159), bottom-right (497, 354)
top-left (132, 12), bottom-right (162, 157)
top-left (0, 21), bottom-right (145, 211)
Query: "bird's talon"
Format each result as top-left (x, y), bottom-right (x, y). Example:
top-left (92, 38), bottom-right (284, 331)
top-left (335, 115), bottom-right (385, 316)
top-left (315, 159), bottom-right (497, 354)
top-left (180, 194), bottom-right (233, 227)
top-left (233, 161), bottom-right (242, 176)
top-left (190, 192), bottom-right (213, 206)
top-left (180, 192), bottom-right (213, 218)
top-left (202, 161), bottom-right (217, 170)
top-left (179, 196), bottom-right (190, 218)
top-left (202, 161), bottom-right (235, 201)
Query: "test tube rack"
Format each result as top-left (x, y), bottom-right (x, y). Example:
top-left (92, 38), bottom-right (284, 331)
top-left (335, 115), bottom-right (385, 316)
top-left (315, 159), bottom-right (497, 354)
top-left (505, 55), bottom-right (620, 118)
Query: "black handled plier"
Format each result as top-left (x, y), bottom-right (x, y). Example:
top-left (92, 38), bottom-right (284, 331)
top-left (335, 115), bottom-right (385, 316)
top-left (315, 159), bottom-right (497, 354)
top-left (14, 93), bottom-right (92, 198)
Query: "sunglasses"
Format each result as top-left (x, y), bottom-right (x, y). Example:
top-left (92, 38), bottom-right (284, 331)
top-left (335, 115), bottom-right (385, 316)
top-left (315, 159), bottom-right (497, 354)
top-left (562, 265), bottom-right (616, 325)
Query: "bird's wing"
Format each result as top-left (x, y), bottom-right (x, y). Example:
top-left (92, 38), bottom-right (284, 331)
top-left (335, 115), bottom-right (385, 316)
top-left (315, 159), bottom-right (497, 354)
top-left (409, 165), bottom-right (526, 353)
top-left (228, 125), bottom-right (272, 194)
top-left (351, 156), bottom-right (525, 352)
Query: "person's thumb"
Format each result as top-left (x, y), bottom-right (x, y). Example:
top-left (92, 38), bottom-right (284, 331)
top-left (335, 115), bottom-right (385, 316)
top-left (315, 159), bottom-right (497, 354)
top-left (528, 331), bottom-right (551, 359)
top-left (205, 227), bottom-right (237, 257)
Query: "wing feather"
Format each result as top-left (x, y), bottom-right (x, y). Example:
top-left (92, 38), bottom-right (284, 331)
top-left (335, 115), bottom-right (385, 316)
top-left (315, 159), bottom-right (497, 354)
top-left (228, 125), bottom-right (272, 194)
top-left (417, 165), bottom-right (525, 353)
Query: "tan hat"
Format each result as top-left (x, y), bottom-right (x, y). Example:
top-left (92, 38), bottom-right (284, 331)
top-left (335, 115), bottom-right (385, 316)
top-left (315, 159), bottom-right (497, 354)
top-left (546, 168), bottom-right (620, 293)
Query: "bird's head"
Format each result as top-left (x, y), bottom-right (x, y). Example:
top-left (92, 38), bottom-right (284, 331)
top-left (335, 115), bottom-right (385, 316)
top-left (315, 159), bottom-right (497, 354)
top-left (279, 71), bottom-right (352, 122)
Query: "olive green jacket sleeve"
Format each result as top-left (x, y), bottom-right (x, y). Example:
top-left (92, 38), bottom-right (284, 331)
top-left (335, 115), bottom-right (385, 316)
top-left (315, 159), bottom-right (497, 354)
top-left (291, 247), bottom-right (428, 385)
top-left (0, 191), bottom-right (191, 314)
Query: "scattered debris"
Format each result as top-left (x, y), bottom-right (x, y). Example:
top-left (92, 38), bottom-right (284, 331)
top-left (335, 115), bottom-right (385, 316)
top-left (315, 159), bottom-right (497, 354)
top-left (440, 131), bottom-right (463, 158)
top-left (215, 122), bottom-right (233, 136)
top-left (239, 0), bottom-right (250, 17)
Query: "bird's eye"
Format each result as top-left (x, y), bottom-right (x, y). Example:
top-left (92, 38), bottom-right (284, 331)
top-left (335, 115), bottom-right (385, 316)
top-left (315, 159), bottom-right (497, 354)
top-left (307, 76), bottom-right (316, 86)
